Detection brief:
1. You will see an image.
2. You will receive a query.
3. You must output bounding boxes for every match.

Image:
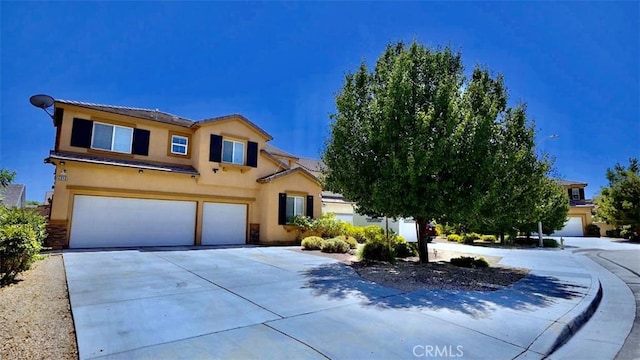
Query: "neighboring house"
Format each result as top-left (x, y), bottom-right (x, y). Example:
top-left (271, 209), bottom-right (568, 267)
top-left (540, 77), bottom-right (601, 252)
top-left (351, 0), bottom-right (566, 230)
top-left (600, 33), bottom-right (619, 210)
top-left (353, 214), bottom-right (419, 242)
top-left (294, 157), bottom-right (356, 223)
top-left (42, 99), bottom-right (322, 249)
top-left (0, 184), bottom-right (26, 208)
top-left (554, 179), bottom-right (594, 237)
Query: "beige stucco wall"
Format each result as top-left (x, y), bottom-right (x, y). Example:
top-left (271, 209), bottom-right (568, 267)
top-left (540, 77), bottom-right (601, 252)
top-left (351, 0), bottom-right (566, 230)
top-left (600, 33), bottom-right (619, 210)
top-left (322, 202), bottom-right (354, 215)
top-left (257, 172), bottom-right (322, 244)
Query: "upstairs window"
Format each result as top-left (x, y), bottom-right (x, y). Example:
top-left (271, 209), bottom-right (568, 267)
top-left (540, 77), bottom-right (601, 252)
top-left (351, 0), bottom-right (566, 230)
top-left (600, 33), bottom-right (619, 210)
top-left (571, 188), bottom-right (580, 200)
top-left (222, 139), bottom-right (245, 165)
top-left (171, 135), bottom-right (188, 155)
top-left (91, 122), bottom-right (133, 153)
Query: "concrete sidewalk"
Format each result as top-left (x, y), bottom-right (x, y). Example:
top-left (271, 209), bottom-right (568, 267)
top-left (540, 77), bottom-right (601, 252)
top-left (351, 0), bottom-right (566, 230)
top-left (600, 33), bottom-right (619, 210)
top-left (64, 245), bottom-right (604, 359)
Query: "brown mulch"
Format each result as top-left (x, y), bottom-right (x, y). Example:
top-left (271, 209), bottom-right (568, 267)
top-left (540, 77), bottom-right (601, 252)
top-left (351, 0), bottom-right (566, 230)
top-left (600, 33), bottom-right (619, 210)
top-left (294, 247), bottom-right (529, 292)
top-left (0, 255), bottom-right (78, 360)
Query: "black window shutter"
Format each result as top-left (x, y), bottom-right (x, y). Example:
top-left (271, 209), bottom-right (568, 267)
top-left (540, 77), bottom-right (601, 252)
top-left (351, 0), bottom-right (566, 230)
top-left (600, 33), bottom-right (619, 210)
top-left (70, 118), bottom-right (93, 148)
top-left (567, 188), bottom-right (572, 199)
top-left (54, 107), bottom-right (64, 127)
top-left (579, 188), bottom-right (585, 200)
top-left (247, 141), bottom-right (258, 167)
top-left (278, 193), bottom-right (287, 225)
top-left (306, 195), bottom-right (314, 218)
top-left (132, 129), bottom-right (150, 156)
top-left (210, 134), bottom-right (222, 162)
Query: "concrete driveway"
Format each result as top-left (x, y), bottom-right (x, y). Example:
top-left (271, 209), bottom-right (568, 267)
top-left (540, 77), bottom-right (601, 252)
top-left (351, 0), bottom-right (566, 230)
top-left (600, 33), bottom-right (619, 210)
top-left (64, 246), bottom-right (599, 360)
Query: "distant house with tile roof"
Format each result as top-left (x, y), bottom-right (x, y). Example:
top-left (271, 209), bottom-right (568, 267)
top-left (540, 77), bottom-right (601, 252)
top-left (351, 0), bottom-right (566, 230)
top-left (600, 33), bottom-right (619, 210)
top-left (0, 184), bottom-right (26, 208)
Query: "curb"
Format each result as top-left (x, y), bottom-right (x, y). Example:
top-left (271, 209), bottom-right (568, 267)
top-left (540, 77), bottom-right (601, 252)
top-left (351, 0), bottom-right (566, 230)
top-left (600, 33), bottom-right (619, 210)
top-left (526, 276), bottom-right (603, 357)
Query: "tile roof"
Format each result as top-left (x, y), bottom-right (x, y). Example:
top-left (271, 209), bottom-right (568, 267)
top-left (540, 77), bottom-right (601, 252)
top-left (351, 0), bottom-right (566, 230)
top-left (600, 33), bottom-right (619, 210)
top-left (57, 100), bottom-right (194, 127)
top-left (260, 149), bottom-right (290, 170)
top-left (556, 179), bottom-right (588, 187)
top-left (198, 114), bottom-right (273, 140)
top-left (56, 100), bottom-right (273, 141)
top-left (264, 144), bottom-right (298, 159)
top-left (256, 167), bottom-right (319, 184)
top-left (47, 151), bottom-right (199, 175)
top-left (0, 184), bottom-right (25, 207)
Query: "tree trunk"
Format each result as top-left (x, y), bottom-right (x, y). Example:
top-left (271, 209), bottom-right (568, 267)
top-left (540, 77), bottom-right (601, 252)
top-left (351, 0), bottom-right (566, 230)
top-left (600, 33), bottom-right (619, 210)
top-left (500, 233), bottom-right (505, 246)
top-left (416, 217), bottom-right (429, 263)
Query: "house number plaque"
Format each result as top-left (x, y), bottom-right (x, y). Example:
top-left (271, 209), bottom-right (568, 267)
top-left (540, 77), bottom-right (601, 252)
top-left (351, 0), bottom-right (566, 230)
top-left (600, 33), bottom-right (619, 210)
top-left (56, 175), bottom-right (67, 181)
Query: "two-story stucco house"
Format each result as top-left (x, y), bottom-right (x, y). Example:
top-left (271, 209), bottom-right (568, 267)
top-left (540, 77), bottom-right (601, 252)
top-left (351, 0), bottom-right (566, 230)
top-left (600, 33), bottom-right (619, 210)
top-left (554, 179), bottom-right (594, 237)
top-left (43, 100), bottom-right (322, 249)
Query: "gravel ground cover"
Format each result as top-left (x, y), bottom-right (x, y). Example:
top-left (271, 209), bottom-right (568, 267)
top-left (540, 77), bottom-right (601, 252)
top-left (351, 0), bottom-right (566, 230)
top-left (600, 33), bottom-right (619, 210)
top-left (0, 254), bottom-right (78, 360)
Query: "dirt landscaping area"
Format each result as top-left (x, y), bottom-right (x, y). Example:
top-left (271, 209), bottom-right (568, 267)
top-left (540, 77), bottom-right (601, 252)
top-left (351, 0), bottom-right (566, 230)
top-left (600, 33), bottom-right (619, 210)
top-left (298, 247), bottom-right (529, 292)
top-left (0, 254), bottom-right (78, 360)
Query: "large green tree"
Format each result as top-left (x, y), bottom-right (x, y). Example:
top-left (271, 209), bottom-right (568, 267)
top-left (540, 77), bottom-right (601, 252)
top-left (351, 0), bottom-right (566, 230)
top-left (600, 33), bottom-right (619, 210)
top-left (323, 42), bottom-right (547, 262)
top-left (595, 158), bottom-right (640, 237)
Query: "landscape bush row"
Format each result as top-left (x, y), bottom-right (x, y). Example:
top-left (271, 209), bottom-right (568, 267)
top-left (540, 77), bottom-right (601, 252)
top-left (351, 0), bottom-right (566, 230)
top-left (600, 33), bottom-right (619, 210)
top-left (298, 214), bottom-right (418, 259)
top-left (0, 207), bottom-right (47, 285)
top-left (445, 231), bottom-right (558, 247)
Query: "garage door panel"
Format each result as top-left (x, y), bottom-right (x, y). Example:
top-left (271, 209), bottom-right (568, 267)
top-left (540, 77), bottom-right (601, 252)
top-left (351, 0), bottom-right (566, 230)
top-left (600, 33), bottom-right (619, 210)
top-left (70, 195), bottom-right (196, 248)
top-left (202, 203), bottom-right (247, 245)
top-left (553, 217), bottom-right (584, 237)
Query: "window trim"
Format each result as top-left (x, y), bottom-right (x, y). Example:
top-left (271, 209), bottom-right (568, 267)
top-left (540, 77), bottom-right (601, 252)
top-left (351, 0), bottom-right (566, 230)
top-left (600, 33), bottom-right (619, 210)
top-left (222, 139), bottom-right (245, 165)
top-left (571, 188), bottom-right (580, 200)
top-left (90, 121), bottom-right (133, 154)
top-left (170, 134), bottom-right (189, 156)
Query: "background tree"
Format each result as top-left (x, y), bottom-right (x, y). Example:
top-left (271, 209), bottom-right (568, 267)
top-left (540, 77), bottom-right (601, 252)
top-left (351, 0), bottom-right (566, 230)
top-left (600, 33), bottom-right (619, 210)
top-left (0, 169), bottom-right (16, 188)
top-left (595, 158), bottom-right (640, 239)
top-left (323, 41), bottom-right (549, 262)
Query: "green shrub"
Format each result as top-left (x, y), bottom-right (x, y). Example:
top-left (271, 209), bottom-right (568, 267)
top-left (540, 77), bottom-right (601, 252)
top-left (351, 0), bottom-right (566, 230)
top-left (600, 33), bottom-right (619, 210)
top-left (469, 232), bottom-right (482, 240)
top-left (435, 222), bottom-right (454, 236)
top-left (585, 224), bottom-right (600, 237)
top-left (363, 225), bottom-right (385, 243)
top-left (312, 213), bottom-right (345, 239)
top-left (0, 207), bottom-right (46, 285)
top-left (543, 238), bottom-right (559, 248)
top-left (447, 234), bottom-right (463, 242)
top-left (0, 225), bottom-right (42, 285)
top-left (480, 235), bottom-right (497, 242)
top-left (289, 215), bottom-right (314, 240)
top-left (334, 235), bottom-right (358, 249)
top-left (606, 229), bottom-right (622, 238)
top-left (473, 257), bottom-right (490, 268)
top-left (462, 234), bottom-right (476, 245)
top-left (450, 256), bottom-right (490, 268)
top-left (320, 238), bottom-right (350, 253)
top-left (344, 223), bottom-right (367, 243)
top-left (301, 236), bottom-right (323, 250)
top-left (359, 241), bottom-right (395, 263)
top-left (393, 241), bottom-right (417, 258)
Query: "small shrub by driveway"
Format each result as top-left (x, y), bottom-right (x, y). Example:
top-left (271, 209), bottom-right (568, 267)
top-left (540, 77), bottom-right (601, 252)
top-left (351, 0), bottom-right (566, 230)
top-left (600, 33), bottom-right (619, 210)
top-left (0, 255), bottom-right (77, 359)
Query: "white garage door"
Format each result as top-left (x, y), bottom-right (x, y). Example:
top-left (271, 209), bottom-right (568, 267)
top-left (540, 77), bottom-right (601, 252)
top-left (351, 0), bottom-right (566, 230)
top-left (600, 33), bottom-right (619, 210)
top-left (553, 217), bottom-right (584, 237)
top-left (202, 203), bottom-right (247, 245)
top-left (70, 195), bottom-right (196, 248)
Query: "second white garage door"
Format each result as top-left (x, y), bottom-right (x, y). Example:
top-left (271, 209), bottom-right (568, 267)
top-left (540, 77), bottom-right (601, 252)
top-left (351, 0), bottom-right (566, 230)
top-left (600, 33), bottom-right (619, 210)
top-left (553, 217), bottom-right (584, 237)
top-left (70, 195), bottom-right (196, 248)
top-left (202, 203), bottom-right (247, 245)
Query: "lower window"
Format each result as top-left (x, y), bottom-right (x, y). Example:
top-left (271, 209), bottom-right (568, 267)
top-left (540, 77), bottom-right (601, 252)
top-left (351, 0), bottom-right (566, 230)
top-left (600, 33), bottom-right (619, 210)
top-left (286, 196), bottom-right (304, 222)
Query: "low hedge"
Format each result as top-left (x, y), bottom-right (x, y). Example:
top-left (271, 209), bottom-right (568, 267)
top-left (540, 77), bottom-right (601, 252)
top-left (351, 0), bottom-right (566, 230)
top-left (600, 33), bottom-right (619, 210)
top-left (321, 238), bottom-right (350, 253)
top-left (301, 236), bottom-right (324, 250)
top-left (450, 256), bottom-right (489, 268)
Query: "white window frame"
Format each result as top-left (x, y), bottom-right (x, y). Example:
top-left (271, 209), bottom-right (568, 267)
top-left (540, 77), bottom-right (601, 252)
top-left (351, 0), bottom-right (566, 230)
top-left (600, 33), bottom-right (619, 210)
top-left (571, 188), bottom-right (580, 200)
top-left (171, 135), bottom-right (188, 155)
top-left (222, 139), bottom-right (245, 165)
top-left (91, 122), bottom-right (133, 154)
top-left (286, 195), bottom-right (304, 222)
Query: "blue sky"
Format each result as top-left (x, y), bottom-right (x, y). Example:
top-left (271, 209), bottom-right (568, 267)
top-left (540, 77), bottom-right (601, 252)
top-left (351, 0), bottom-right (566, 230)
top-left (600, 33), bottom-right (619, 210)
top-left (1, 1), bottom-right (638, 201)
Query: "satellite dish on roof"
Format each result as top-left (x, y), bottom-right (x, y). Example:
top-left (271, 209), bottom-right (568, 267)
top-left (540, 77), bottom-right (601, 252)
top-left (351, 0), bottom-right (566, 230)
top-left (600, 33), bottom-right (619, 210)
top-left (29, 94), bottom-right (54, 109)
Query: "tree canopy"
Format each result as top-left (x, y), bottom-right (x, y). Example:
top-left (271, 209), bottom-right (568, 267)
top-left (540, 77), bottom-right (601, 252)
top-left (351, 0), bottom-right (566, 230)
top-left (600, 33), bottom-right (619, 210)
top-left (595, 158), bottom-right (640, 238)
top-left (323, 41), bottom-right (562, 262)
